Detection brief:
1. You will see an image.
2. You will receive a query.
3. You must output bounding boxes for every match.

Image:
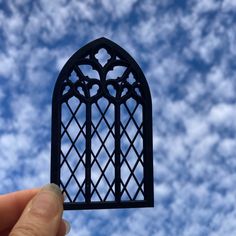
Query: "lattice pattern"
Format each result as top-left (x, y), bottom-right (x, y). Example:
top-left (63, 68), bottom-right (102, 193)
top-left (60, 98), bottom-right (86, 202)
top-left (51, 38), bottom-right (153, 210)
top-left (120, 99), bottom-right (144, 201)
top-left (90, 98), bottom-right (115, 202)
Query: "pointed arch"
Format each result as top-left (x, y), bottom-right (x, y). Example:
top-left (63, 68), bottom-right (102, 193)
top-left (51, 38), bottom-right (153, 210)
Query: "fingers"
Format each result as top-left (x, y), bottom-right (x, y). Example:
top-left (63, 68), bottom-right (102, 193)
top-left (1, 219), bottom-right (69, 236)
top-left (0, 188), bottom-right (40, 231)
top-left (9, 184), bottom-right (65, 236)
top-left (57, 220), bottom-right (71, 236)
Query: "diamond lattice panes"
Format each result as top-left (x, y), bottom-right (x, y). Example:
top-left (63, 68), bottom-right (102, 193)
top-left (91, 98), bottom-right (115, 202)
top-left (60, 97), bottom-right (86, 203)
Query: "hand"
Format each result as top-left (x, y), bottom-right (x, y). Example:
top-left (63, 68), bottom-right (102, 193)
top-left (0, 184), bottom-right (70, 236)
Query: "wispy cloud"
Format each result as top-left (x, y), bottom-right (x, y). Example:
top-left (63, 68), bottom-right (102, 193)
top-left (0, 0), bottom-right (236, 235)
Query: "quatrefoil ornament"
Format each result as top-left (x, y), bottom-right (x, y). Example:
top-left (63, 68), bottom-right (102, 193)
top-left (51, 37), bottom-right (154, 210)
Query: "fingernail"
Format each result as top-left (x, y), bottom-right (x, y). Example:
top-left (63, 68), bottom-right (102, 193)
top-left (29, 184), bottom-right (63, 219)
top-left (63, 191), bottom-right (67, 201)
top-left (63, 219), bottom-right (71, 235)
top-left (42, 184), bottom-right (63, 199)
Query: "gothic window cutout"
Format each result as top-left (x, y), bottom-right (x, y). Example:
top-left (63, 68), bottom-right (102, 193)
top-left (51, 37), bottom-right (154, 210)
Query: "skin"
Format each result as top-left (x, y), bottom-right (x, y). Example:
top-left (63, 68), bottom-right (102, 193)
top-left (0, 185), bottom-right (67, 236)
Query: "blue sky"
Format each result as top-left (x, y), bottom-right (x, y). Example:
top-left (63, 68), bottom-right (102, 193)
top-left (0, 0), bottom-right (236, 235)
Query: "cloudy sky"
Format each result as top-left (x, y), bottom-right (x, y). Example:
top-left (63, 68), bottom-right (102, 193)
top-left (1, 0), bottom-right (236, 235)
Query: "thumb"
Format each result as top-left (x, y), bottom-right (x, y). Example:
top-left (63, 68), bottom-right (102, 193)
top-left (9, 184), bottom-right (64, 236)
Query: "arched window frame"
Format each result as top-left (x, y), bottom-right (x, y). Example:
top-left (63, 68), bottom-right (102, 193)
top-left (51, 37), bottom-right (153, 210)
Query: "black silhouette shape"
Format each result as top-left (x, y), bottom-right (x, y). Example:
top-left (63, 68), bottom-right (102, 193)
top-left (51, 37), bottom-right (153, 210)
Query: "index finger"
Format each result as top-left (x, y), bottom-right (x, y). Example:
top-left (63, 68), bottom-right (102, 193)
top-left (0, 188), bottom-right (40, 231)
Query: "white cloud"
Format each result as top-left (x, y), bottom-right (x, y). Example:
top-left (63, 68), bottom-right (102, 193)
top-left (207, 65), bottom-right (235, 101)
top-left (217, 138), bottom-right (236, 157)
top-left (194, 0), bottom-right (220, 13)
top-left (0, 0), bottom-right (236, 235)
top-left (222, 0), bottom-right (236, 11)
top-left (155, 183), bottom-right (172, 201)
top-left (0, 53), bottom-right (16, 78)
top-left (133, 11), bottom-right (179, 47)
top-left (185, 74), bottom-right (206, 104)
top-left (10, 95), bottom-right (39, 132)
top-left (101, 0), bottom-right (138, 18)
top-left (183, 115), bottom-right (209, 144)
top-left (208, 103), bottom-right (236, 128)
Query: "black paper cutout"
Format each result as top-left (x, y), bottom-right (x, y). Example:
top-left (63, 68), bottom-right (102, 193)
top-left (51, 37), bottom-right (153, 210)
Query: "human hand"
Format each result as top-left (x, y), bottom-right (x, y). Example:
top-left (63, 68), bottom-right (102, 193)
top-left (0, 184), bottom-right (70, 236)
